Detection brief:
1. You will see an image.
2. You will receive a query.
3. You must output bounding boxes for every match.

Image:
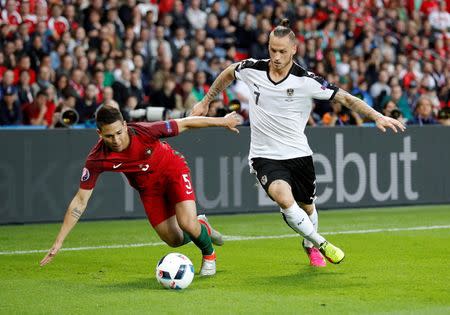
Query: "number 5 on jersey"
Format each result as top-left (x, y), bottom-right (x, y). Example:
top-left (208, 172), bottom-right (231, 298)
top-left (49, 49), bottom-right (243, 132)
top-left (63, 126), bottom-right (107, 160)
top-left (182, 174), bottom-right (193, 195)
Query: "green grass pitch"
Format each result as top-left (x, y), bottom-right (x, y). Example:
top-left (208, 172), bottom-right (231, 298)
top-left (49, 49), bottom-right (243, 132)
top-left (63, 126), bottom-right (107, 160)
top-left (1, 205), bottom-right (449, 314)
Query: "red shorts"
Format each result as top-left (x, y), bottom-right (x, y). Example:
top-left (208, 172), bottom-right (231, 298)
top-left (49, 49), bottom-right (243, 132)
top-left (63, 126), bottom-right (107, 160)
top-left (140, 162), bottom-right (196, 227)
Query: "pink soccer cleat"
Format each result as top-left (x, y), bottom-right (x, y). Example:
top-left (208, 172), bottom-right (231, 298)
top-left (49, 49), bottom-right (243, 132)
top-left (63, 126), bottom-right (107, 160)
top-left (303, 241), bottom-right (326, 267)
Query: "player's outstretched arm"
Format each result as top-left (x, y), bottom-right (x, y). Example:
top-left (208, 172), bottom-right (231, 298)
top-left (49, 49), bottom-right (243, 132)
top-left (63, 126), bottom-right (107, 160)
top-left (39, 188), bottom-right (93, 266)
top-left (190, 63), bottom-right (238, 116)
top-left (176, 111), bottom-right (241, 134)
top-left (333, 88), bottom-right (406, 133)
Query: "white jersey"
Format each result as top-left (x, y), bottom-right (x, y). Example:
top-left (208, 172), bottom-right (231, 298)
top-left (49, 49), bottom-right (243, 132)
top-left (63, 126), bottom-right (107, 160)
top-left (234, 59), bottom-right (338, 161)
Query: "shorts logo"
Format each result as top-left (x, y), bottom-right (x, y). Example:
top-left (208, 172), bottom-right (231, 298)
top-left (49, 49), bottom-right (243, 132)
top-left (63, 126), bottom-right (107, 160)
top-left (146, 149), bottom-right (152, 155)
top-left (81, 167), bottom-right (90, 181)
top-left (261, 175), bottom-right (267, 185)
top-left (287, 88), bottom-right (294, 96)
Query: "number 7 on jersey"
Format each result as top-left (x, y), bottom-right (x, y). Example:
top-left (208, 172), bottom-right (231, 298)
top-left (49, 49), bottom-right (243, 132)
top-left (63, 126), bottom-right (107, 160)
top-left (254, 91), bottom-right (260, 105)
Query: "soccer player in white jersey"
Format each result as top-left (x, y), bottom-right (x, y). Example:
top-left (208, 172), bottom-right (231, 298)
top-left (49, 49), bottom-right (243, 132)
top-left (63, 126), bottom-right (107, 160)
top-left (191, 19), bottom-right (405, 267)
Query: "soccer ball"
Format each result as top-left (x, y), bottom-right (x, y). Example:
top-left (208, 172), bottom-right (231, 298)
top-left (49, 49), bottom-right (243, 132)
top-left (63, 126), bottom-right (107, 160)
top-left (155, 253), bottom-right (195, 290)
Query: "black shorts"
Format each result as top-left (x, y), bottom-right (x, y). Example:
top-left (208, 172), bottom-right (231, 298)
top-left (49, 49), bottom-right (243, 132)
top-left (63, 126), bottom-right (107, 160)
top-left (251, 156), bottom-right (316, 204)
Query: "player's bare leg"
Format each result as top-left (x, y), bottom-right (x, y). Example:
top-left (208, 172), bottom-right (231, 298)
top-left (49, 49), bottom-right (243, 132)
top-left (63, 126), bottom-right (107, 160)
top-left (268, 180), bottom-right (345, 265)
top-left (153, 216), bottom-right (185, 247)
top-left (175, 200), bottom-right (216, 276)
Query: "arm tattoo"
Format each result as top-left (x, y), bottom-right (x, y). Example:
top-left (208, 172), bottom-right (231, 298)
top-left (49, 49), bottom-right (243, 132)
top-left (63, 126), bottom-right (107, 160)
top-left (204, 67), bottom-right (235, 103)
top-left (333, 89), bottom-right (382, 121)
top-left (71, 207), bottom-right (82, 220)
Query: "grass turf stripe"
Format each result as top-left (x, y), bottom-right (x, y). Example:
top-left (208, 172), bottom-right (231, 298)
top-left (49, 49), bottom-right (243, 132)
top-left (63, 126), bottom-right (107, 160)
top-left (1, 224), bottom-right (449, 256)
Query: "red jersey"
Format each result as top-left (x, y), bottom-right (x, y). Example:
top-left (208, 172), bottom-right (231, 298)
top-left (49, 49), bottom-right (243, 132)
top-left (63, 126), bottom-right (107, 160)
top-left (80, 120), bottom-right (181, 192)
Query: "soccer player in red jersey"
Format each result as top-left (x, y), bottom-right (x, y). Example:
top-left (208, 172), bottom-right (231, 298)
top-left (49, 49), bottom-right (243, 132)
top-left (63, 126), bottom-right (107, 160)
top-left (40, 106), bottom-right (241, 276)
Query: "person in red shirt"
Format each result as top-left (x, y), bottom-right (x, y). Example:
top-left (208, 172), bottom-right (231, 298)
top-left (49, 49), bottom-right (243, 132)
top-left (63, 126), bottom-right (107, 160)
top-left (40, 106), bottom-right (241, 276)
top-left (47, 3), bottom-right (69, 41)
top-left (1, 0), bottom-right (22, 27)
top-left (13, 55), bottom-right (36, 85)
top-left (22, 90), bottom-right (52, 126)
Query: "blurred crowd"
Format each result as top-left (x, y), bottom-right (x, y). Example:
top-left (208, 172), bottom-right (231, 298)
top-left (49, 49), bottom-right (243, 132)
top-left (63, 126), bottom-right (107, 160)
top-left (0, 0), bottom-right (449, 128)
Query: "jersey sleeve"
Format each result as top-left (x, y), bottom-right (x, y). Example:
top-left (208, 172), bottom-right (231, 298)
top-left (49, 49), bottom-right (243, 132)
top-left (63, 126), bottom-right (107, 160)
top-left (79, 160), bottom-right (102, 190)
top-left (138, 120), bottom-right (179, 139)
top-left (304, 72), bottom-right (339, 101)
top-left (234, 58), bottom-right (258, 82)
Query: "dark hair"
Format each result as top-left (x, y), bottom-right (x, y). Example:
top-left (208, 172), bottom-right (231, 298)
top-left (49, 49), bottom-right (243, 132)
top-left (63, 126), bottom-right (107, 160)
top-left (271, 18), bottom-right (296, 42)
top-left (36, 90), bottom-right (48, 98)
top-left (96, 106), bottom-right (124, 129)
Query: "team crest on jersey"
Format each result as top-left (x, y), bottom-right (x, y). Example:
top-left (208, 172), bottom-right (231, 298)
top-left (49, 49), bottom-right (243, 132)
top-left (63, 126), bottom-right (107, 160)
top-left (287, 88), bottom-right (294, 96)
top-left (321, 80), bottom-right (330, 90)
top-left (81, 167), bottom-right (90, 181)
top-left (165, 121), bottom-right (172, 133)
top-left (261, 175), bottom-right (268, 185)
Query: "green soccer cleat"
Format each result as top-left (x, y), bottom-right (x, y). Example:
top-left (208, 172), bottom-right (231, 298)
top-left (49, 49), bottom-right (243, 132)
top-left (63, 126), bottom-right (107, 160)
top-left (319, 241), bottom-right (345, 264)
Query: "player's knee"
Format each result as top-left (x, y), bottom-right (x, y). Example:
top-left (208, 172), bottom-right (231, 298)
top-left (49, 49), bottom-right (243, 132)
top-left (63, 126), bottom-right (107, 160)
top-left (268, 182), bottom-right (294, 208)
top-left (177, 217), bottom-right (199, 235)
top-left (271, 189), bottom-right (294, 208)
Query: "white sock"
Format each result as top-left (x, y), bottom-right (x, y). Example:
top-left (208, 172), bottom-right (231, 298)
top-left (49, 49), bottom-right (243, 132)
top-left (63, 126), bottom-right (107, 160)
top-left (303, 205), bottom-right (318, 248)
top-left (280, 203), bottom-right (325, 248)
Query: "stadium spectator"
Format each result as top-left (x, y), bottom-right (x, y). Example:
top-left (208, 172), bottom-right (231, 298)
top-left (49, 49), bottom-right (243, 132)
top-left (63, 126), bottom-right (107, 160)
top-left (13, 55), bottom-right (36, 85)
top-left (370, 70), bottom-right (392, 110)
top-left (428, 2), bottom-right (450, 32)
top-left (249, 32), bottom-right (270, 60)
top-left (0, 69), bottom-right (16, 99)
top-left (76, 83), bottom-right (99, 124)
top-left (206, 98), bottom-right (226, 118)
top-left (186, 0), bottom-right (207, 31)
top-left (17, 70), bottom-right (34, 107)
top-left (408, 96), bottom-right (438, 125)
top-left (405, 81), bottom-right (421, 110)
top-left (22, 90), bottom-right (52, 126)
top-left (192, 71), bottom-right (210, 102)
top-left (0, 0), bottom-right (447, 128)
top-left (151, 75), bottom-right (177, 110)
top-left (47, 3), bottom-right (69, 41)
top-left (0, 86), bottom-right (21, 125)
top-left (380, 85), bottom-right (413, 121)
top-left (176, 77), bottom-right (197, 113)
top-left (112, 67), bottom-right (132, 107)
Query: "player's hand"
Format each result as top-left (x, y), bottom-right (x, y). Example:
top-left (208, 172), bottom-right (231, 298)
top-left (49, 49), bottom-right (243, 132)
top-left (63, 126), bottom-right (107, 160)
top-left (39, 241), bottom-right (62, 266)
top-left (190, 102), bottom-right (208, 116)
top-left (375, 115), bottom-right (406, 133)
top-left (224, 111), bottom-right (241, 134)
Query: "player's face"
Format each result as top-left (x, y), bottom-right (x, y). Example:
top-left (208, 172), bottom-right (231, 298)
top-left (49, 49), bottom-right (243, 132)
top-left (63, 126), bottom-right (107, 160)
top-left (268, 35), bottom-right (296, 71)
top-left (97, 120), bottom-right (130, 152)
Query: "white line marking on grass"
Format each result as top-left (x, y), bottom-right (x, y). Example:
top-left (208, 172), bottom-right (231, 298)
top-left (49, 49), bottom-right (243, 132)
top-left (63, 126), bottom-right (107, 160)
top-left (224, 225), bottom-right (450, 241)
top-left (0, 242), bottom-right (166, 255)
top-left (1, 225), bottom-right (449, 256)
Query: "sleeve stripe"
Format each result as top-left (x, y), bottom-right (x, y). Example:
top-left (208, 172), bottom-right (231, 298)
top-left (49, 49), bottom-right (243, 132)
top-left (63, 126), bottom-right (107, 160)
top-left (329, 87), bottom-right (339, 100)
